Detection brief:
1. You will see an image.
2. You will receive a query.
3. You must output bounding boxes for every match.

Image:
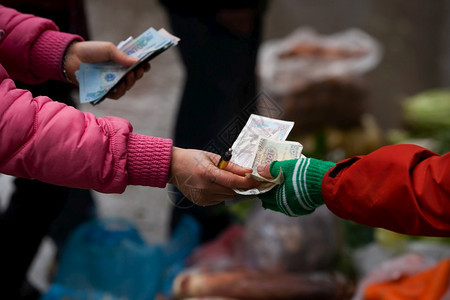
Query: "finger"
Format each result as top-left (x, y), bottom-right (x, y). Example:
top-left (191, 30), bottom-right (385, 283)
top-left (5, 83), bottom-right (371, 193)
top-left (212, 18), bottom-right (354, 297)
top-left (124, 71), bottom-right (136, 90)
top-left (257, 164), bottom-right (273, 179)
top-left (209, 168), bottom-right (259, 190)
top-left (194, 192), bottom-right (232, 205)
top-left (210, 185), bottom-right (238, 197)
top-left (224, 161), bottom-right (253, 176)
top-left (189, 181), bottom-right (237, 198)
top-left (107, 82), bottom-right (127, 99)
top-left (201, 198), bottom-right (227, 206)
top-left (135, 67), bottom-right (145, 80)
top-left (194, 198), bottom-right (225, 207)
top-left (109, 44), bottom-right (138, 67)
top-left (184, 187), bottom-right (233, 206)
top-left (143, 63), bottom-right (151, 72)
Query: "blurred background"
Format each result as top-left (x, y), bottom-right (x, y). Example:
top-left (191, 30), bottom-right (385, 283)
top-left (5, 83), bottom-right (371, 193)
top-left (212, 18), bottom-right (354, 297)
top-left (83, 0), bottom-right (450, 242)
top-left (1, 0), bottom-right (450, 299)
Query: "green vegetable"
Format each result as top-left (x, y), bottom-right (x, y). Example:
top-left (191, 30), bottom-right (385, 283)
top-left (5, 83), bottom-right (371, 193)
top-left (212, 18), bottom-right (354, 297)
top-left (402, 89), bottom-right (450, 132)
top-left (401, 89), bottom-right (450, 153)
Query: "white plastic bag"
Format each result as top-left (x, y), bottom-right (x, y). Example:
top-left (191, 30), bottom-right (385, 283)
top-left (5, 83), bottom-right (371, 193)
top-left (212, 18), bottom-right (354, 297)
top-left (258, 27), bottom-right (382, 95)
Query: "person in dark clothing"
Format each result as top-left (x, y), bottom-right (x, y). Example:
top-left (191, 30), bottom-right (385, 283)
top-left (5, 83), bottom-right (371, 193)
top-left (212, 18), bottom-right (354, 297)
top-left (159, 0), bottom-right (267, 242)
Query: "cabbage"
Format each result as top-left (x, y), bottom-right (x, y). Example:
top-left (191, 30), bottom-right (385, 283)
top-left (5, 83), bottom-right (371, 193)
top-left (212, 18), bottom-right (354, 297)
top-left (402, 89), bottom-right (450, 132)
top-left (402, 89), bottom-right (450, 153)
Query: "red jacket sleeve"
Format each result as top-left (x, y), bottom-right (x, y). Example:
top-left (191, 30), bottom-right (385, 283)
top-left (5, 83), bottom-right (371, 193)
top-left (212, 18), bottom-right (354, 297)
top-left (323, 144), bottom-right (450, 237)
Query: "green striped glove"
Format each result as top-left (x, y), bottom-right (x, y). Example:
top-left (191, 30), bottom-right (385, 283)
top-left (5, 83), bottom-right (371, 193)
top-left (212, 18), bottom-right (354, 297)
top-left (258, 157), bottom-right (336, 217)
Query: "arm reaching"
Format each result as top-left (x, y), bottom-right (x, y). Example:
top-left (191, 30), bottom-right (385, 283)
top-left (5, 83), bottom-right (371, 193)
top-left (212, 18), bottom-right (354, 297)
top-left (0, 5), bottom-right (150, 100)
top-left (258, 145), bottom-right (450, 237)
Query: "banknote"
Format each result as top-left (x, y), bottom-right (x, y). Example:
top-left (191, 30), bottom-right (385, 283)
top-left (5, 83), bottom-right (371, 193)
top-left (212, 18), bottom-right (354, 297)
top-left (77, 62), bottom-right (124, 103)
top-left (248, 137), bottom-right (302, 181)
top-left (234, 137), bottom-right (303, 196)
top-left (230, 114), bottom-right (294, 169)
top-left (120, 28), bottom-right (178, 59)
top-left (76, 27), bottom-right (179, 105)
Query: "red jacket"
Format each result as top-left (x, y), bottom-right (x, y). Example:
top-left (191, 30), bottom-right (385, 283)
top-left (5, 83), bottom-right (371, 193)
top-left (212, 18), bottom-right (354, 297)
top-left (323, 144), bottom-right (450, 237)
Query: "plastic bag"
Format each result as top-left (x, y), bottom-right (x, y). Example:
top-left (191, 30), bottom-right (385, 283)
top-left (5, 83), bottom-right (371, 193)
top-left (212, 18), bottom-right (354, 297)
top-left (185, 224), bottom-right (245, 270)
top-left (258, 27), bottom-right (382, 95)
top-left (257, 28), bottom-right (382, 135)
top-left (352, 253), bottom-right (450, 300)
top-left (158, 214), bottom-right (202, 297)
top-left (243, 205), bottom-right (343, 272)
top-left (42, 217), bottom-right (165, 300)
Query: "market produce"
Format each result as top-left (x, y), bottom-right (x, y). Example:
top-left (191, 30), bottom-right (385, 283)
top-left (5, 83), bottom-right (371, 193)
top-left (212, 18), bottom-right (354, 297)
top-left (266, 78), bottom-right (367, 135)
top-left (185, 225), bottom-right (245, 269)
top-left (172, 268), bottom-right (351, 300)
top-left (256, 28), bottom-right (382, 136)
top-left (258, 27), bottom-right (382, 95)
top-left (402, 89), bottom-right (450, 133)
top-left (243, 205), bottom-right (342, 272)
top-left (279, 42), bottom-right (368, 60)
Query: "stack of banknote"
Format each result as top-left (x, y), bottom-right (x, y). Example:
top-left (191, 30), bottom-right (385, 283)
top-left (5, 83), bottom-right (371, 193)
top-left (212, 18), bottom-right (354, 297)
top-left (231, 114), bottom-right (303, 196)
top-left (76, 27), bottom-right (180, 105)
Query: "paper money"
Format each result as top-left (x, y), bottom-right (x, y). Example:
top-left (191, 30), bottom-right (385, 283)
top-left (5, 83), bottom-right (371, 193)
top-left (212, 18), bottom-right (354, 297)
top-left (76, 27), bottom-right (180, 105)
top-left (230, 114), bottom-right (294, 169)
top-left (235, 137), bottom-right (302, 196)
top-left (77, 62), bottom-right (124, 103)
top-left (224, 114), bottom-right (303, 199)
top-left (248, 137), bottom-right (302, 181)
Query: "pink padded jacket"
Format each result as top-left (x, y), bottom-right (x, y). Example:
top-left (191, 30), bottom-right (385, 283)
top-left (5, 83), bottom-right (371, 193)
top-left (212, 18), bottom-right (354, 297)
top-left (0, 5), bottom-right (173, 193)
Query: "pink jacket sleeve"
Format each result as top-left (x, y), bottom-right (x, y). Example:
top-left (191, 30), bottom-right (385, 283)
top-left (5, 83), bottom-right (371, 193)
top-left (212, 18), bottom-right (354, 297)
top-left (0, 5), bottom-right (82, 84)
top-left (0, 5), bottom-right (173, 193)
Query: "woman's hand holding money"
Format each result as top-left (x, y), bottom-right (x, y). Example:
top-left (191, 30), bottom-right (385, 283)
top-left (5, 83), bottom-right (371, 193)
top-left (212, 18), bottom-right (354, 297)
top-left (63, 41), bottom-right (151, 99)
top-left (168, 147), bottom-right (260, 206)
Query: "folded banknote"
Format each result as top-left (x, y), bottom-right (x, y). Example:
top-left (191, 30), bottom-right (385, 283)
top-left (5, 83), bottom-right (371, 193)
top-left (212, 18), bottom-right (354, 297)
top-left (227, 114), bottom-right (303, 198)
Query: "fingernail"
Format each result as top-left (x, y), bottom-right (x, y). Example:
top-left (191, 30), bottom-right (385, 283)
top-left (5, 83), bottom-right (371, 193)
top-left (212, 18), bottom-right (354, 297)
top-left (257, 164), bottom-right (266, 173)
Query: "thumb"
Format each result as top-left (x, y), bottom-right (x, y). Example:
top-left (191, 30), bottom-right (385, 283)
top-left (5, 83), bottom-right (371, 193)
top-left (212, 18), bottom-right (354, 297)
top-left (257, 163), bottom-right (274, 179)
top-left (109, 46), bottom-right (138, 67)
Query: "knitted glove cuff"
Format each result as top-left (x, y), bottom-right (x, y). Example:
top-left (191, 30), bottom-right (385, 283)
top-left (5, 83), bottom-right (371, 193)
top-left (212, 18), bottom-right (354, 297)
top-left (291, 158), bottom-right (336, 207)
top-left (263, 158), bottom-right (335, 216)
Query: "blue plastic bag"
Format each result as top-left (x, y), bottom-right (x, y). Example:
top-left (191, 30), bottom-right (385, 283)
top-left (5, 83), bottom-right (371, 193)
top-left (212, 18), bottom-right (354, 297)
top-left (42, 217), bottom-right (164, 300)
top-left (158, 214), bottom-right (201, 296)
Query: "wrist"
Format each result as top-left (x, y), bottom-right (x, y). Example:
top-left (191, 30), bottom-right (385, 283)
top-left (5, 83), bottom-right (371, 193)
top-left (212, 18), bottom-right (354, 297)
top-left (264, 158), bottom-right (335, 216)
top-left (168, 146), bottom-right (182, 185)
top-left (302, 158), bottom-right (336, 206)
top-left (62, 41), bottom-right (79, 84)
top-left (62, 41), bottom-right (82, 85)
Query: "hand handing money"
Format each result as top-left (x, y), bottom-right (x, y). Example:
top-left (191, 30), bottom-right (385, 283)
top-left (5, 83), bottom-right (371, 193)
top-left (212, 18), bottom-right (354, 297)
top-left (76, 27), bottom-right (179, 105)
top-left (229, 114), bottom-right (303, 196)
